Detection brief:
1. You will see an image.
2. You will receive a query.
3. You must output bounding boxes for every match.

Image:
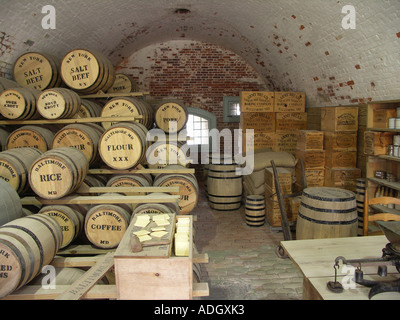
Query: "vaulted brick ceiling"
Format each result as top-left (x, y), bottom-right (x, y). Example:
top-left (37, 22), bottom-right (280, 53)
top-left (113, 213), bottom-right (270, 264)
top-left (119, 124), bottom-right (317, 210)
top-left (0, 0), bottom-right (399, 107)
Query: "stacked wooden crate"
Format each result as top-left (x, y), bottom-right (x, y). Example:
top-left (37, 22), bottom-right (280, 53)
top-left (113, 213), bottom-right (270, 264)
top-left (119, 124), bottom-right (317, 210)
top-left (321, 107), bottom-right (361, 192)
top-left (295, 130), bottom-right (325, 192)
top-left (239, 91), bottom-right (307, 154)
top-left (239, 91), bottom-right (275, 153)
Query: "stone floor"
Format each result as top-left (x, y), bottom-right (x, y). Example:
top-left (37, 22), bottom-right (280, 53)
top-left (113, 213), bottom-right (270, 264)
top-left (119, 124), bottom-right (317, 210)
top-left (192, 181), bottom-right (304, 300)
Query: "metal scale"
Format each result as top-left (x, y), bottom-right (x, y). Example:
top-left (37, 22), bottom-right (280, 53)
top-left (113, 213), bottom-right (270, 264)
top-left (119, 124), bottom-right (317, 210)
top-left (328, 221), bottom-right (400, 299)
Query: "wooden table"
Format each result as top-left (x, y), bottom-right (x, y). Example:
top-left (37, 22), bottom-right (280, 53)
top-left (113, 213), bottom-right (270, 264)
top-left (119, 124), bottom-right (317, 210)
top-left (281, 236), bottom-right (400, 300)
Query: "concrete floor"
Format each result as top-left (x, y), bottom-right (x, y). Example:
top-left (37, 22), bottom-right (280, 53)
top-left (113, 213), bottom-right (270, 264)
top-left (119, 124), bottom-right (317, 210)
top-left (192, 181), bottom-right (304, 300)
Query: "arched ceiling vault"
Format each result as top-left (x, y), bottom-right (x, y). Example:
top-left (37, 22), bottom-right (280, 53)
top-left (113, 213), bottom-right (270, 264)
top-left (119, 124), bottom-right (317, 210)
top-left (0, 0), bottom-right (399, 106)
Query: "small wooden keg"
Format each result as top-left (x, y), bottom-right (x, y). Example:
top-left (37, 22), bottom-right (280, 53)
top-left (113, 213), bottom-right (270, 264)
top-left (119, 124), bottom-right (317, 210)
top-left (75, 99), bottom-right (103, 119)
top-left (39, 205), bottom-right (84, 249)
top-left (356, 178), bottom-right (366, 236)
top-left (107, 73), bottom-right (137, 93)
top-left (107, 174), bottom-right (152, 194)
top-left (29, 147), bottom-right (89, 199)
top-left (37, 88), bottom-right (81, 119)
top-left (153, 166), bottom-right (199, 215)
top-left (207, 163), bottom-right (243, 211)
top-left (85, 204), bottom-right (131, 249)
top-left (0, 214), bottom-right (62, 298)
top-left (0, 87), bottom-right (41, 120)
top-left (13, 52), bottom-right (62, 91)
top-left (0, 178), bottom-right (23, 226)
top-left (296, 187), bottom-right (358, 240)
top-left (7, 125), bottom-right (54, 152)
top-left (60, 48), bottom-right (115, 94)
top-left (146, 141), bottom-right (190, 169)
top-left (52, 123), bottom-right (103, 166)
top-left (0, 147), bottom-right (43, 194)
top-left (98, 122), bottom-right (149, 170)
top-left (245, 195), bottom-right (266, 227)
top-left (154, 100), bottom-right (188, 134)
top-left (101, 97), bottom-right (154, 129)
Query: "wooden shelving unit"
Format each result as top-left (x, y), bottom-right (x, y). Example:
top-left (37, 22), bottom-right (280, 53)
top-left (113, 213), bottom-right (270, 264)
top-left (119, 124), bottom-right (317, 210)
top-left (365, 99), bottom-right (400, 235)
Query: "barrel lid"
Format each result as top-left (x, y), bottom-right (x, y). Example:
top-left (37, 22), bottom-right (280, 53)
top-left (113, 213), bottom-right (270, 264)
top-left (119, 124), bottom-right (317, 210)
top-left (303, 187), bottom-right (355, 202)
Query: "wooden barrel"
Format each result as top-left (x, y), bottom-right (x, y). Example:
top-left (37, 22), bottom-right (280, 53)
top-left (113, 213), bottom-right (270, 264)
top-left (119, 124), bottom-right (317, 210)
top-left (12, 52), bottom-right (62, 91)
top-left (37, 88), bottom-right (81, 119)
top-left (356, 178), bottom-right (366, 236)
top-left (101, 97), bottom-right (154, 130)
top-left (60, 48), bottom-right (115, 94)
top-left (131, 193), bottom-right (180, 219)
top-left (85, 204), bottom-right (131, 249)
top-left (0, 87), bottom-right (41, 120)
top-left (39, 205), bottom-right (84, 249)
top-left (207, 164), bottom-right (243, 211)
top-left (296, 187), bottom-right (358, 240)
top-left (107, 73), bottom-right (137, 93)
top-left (153, 167), bottom-right (199, 215)
top-left (7, 125), bottom-right (54, 152)
top-left (245, 195), bottom-right (266, 227)
top-left (52, 123), bottom-right (104, 166)
top-left (98, 122), bottom-right (149, 170)
top-left (29, 147), bottom-right (89, 199)
top-left (0, 213), bottom-right (63, 298)
top-left (0, 127), bottom-right (10, 151)
top-left (75, 99), bottom-right (103, 119)
top-left (0, 147), bottom-right (43, 194)
top-left (0, 77), bottom-right (19, 93)
top-left (0, 178), bottom-right (23, 226)
top-left (146, 141), bottom-right (190, 169)
top-left (154, 100), bottom-right (188, 134)
top-left (107, 174), bottom-right (151, 194)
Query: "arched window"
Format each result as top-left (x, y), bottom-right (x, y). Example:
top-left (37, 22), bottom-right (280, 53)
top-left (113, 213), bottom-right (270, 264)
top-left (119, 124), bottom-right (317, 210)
top-left (186, 107), bottom-right (217, 152)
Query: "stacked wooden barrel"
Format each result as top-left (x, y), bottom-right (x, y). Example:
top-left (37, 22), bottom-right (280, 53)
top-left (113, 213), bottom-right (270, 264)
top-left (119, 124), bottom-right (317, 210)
top-left (0, 87), bottom-right (41, 120)
top-left (37, 88), bottom-right (81, 119)
top-left (107, 73), bottom-right (137, 93)
top-left (154, 100), bottom-right (188, 134)
top-left (7, 125), bottom-right (54, 152)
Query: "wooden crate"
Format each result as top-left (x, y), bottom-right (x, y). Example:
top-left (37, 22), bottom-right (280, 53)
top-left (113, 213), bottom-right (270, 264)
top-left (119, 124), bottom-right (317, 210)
top-left (265, 167), bottom-right (293, 194)
top-left (241, 132), bottom-right (275, 153)
top-left (364, 131), bottom-right (394, 155)
top-left (240, 112), bottom-right (275, 132)
top-left (295, 166), bottom-right (325, 192)
top-left (275, 112), bottom-right (307, 132)
top-left (325, 150), bottom-right (357, 168)
top-left (324, 167), bottom-right (361, 192)
top-left (240, 91), bottom-right (274, 112)
top-left (274, 92), bottom-right (306, 113)
top-left (372, 109), bottom-right (396, 128)
top-left (324, 131), bottom-right (358, 151)
top-left (114, 215), bottom-right (208, 300)
top-left (321, 107), bottom-right (359, 132)
top-left (296, 130), bottom-right (324, 151)
top-left (265, 187), bottom-right (296, 227)
top-left (274, 132), bottom-right (298, 154)
top-left (296, 149), bottom-right (326, 169)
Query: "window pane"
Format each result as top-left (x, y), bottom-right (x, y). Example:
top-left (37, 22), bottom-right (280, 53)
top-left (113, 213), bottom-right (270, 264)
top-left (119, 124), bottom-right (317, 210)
top-left (187, 114), bottom-right (209, 146)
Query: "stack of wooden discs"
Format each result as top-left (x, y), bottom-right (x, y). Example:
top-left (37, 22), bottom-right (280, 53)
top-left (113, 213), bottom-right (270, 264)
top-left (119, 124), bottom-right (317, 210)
top-left (29, 147), bottom-right (89, 199)
top-left (0, 147), bottom-right (43, 194)
top-left (107, 73), bottom-right (137, 93)
top-left (101, 97), bottom-right (154, 129)
top-left (0, 213), bottom-right (62, 298)
top-left (153, 165), bottom-right (199, 215)
top-left (7, 125), bottom-right (54, 152)
top-left (52, 123), bottom-right (104, 166)
top-left (37, 88), bottom-right (81, 119)
top-left (12, 52), bottom-right (62, 91)
top-left (0, 87), bottom-right (41, 120)
top-left (98, 122), bottom-right (149, 170)
top-left (0, 178), bottom-right (23, 226)
top-left (154, 100), bottom-right (188, 134)
top-left (39, 205), bottom-right (84, 249)
top-left (60, 48), bottom-right (115, 95)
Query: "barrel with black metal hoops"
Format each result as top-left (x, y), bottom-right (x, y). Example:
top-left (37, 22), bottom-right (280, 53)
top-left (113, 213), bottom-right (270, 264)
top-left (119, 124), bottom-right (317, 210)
top-left (207, 163), bottom-right (243, 211)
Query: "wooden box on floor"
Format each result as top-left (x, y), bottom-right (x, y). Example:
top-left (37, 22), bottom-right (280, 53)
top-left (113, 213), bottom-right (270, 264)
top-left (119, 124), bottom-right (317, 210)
top-left (324, 131), bottom-right (358, 151)
top-left (295, 166), bottom-right (325, 192)
top-left (325, 150), bottom-right (357, 168)
top-left (241, 132), bottom-right (275, 153)
top-left (265, 167), bottom-right (292, 194)
top-left (114, 215), bottom-right (208, 300)
top-left (324, 167), bottom-right (361, 192)
top-left (274, 132), bottom-right (298, 154)
top-left (296, 130), bottom-right (324, 151)
top-left (296, 150), bottom-right (326, 169)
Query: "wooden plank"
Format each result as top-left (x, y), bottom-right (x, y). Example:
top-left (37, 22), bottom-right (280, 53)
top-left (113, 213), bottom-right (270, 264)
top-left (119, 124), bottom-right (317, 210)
top-left (88, 168), bottom-right (195, 175)
top-left (1, 285), bottom-right (117, 300)
top-left (193, 253), bottom-right (209, 264)
top-left (51, 256), bottom-right (106, 268)
top-left (0, 116), bottom-right (143, 126)
top-left (193, 283), bottom-right (209, 297)
top-left (75, 185), bottom-right (180, 194)
top-left (55, 252), bottom-right (115, 300)
top-left (79, 91), bottom-right (150, 99)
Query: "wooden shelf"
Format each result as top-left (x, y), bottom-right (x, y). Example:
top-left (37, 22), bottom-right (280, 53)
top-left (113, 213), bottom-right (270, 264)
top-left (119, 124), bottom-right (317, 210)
top-left (368, 177), bottom-right (400, 191)
top-left (0, 116), bottom-right (142, 126)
